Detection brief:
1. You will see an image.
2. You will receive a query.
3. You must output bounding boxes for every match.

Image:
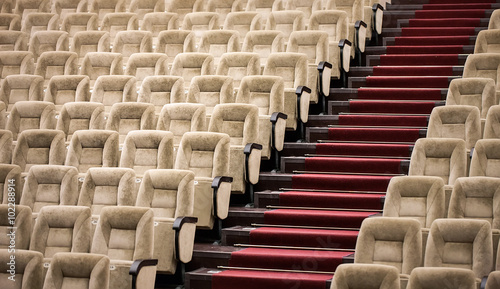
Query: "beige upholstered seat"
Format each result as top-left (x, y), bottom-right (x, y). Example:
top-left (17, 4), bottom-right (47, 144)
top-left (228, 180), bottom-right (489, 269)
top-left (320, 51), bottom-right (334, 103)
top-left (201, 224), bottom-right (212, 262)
top-left (263, 52), bottom-right (310, 134)
top-left (12, 129), bottom-right (66, 173)
top-left (155, 30), bottom-right (196, 66)
top-left (186, 75), bottom-right (234, 116)
top-left (216, 52), bottom-right (260, 89)
top-left (78, 167), bottom-right (137, 216)
top-left (20, 165), bottom-right (79, 214)
top-left (119, 130), bottom-right (174, 176)
top-left (52, 0), bottom-right (89, 22)
top-left (0, 31), bottom-right (28, 51)
top-left (71, 31), bottom-right (110, 64)
top-left (241, 30), bottom-right (285, 67)
top-left (198, 30), bottom-right (241, 65)
top-left (181, 12), bottom-right (220, 42)
top-left (129, 0), bottom-right (164, 25)
top-left (141, 12), bottom-right (179, 40)
top-left (406, 267), bottom-right (476, 289)
top-left (355, 217), bottom-right (422, 288)
top-left (21, 13), bottom-right (59, 37)
top-left (112, 30), bottom-right (153, 63)
top-left (488, 9), bottom-right (500, 30)
top-left (90, 75), bottom-right (136, 111)
top-left (61, 12), bottom-right (98, 39)
top-left (486, 271), bottom-right (500, 289)
top-left (309, 10), bottom-right (351, 80)
top-left (14, 0), bottom-right (50, 18)
top-left (206, 0), bottom-right (244, 25)
top-left (125, 53), bottom-right (168, 88)
top-left (463, 53), bottom-right (500, 104)
top-left (105, 102), bottom-right (156, 143)
top-left (236, 75), bottom-right (286, 163)
top-left (42, 252), bottom-right (110, 289)
top-left (265, 11), bottom-right (306, 45)
top-left (408, 138), bottom-right (467, 212)
top-left (483, 105), bottom-right (500, 139)
top-left (469, 139), bottom-right (500, 178)
top-left (6, 101), bottom-right (57, 141)
top-left (208, 103), bottom-right (261, 196)
top-left (0, 13), bottom-right (21, 30)
top-left (44, 75), bottom-right (91, 110)
top-left (35, 51), bottom-right (78, 86)
top-left (223, 12), bottom-right (261, 42)
top-left (80, 52), bottom-right (123, 87)
top-left (0, 74), bottom-right (44, 112)
top-left (245, 0), bottom-right (284, 26)
top-left (56, 102), bottom-right (105, 141)
top-left (29, 28), bottom-right (69, 59)
top-left (89, 0), bottom-right (126, 22)
top-left (0, 130), bottom-right (12, 164)
top-left (0, 102), bottom-right (4, 129)
top-left (135, 169), bottom-right (197, 273)
top-left (65, 130), bottom-right (119, 173)
top-left (166, 0), bottom-right (204, 24)
top-left (0, 249), bottom-right (43, 289)
top-left (170, 53), bottom-right (216, 89)
top-left (0, 204), bottom-right (31, 249)
top-left (138, 76), bottom-right (186, 114)
top-left (174, 131), bottom-right (231, 230)
top-left (0, 51), bottom-right (35, 80)
top-left (0, 164), bottom-right (21, 203)
top-left (425, 218), bottom-right (493, 283)
top-left (475, 29), bottom-right (500, 54)
top-left (100, 12), bottom-right (138, 42)
top-left (157, 103), bottom-right (207, 145)
top-left (285, 0), bottom-right (322, 19)
top-left (362, 0), bottom-right (384, 43)
top-left (287, 30), bottom-right (331, 105)
top-left (426, 105), bottom-right (481, 151)
top-left (331, 263), bottom-right (401, 289)
top-left (90, 206), bottom-right (157, 289)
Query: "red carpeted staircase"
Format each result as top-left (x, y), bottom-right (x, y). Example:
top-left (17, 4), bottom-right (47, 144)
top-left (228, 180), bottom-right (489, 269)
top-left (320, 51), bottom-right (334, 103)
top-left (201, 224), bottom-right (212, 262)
top-left (185, 1), bottom-right (495, 288)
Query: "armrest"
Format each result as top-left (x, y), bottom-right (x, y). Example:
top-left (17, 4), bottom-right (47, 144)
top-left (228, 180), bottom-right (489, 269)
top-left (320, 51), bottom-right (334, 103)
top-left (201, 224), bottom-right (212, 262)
top-left (270, 112), bottom-right (287, 152)
top-left (129, 259), bottom-right (158, 289)
top-left (296, 86), bottom-right (311, 124)
top-left (372, 4), bottom-right (384, 35)
top-left (339, 39), bottom-right (352, 74)
top-left (318, 61), bottom-right (333, 98)
top-left (354, 20), bottom-right (367, 53)
top-left (244, 143), bottom-right (263, 185)
top-left (212, 176), bottom-right (233, 220)
top-left (173, 216), bottom-right (198, 263)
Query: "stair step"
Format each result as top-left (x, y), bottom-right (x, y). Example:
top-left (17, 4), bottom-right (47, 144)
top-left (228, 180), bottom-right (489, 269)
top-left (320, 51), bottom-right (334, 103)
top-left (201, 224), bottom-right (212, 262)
top-left (307, 126), bottom-right (427, 143)
top-left (329, 100), bottom-right (444, 115)
top-left (349, 76), bottom-right (458, 88)
top-left (329, 87), bottom-right (448, 101)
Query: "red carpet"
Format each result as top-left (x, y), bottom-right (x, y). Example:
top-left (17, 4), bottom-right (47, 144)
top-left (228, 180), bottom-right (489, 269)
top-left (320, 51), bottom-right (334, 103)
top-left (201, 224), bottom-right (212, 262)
top-left (315, 143), bottom-right (413, 157)
top-left (415, 9), bottom-right (486, 19)
top-left (228, 248), bottom-right (351, 272)
top-left (357, 88), bottom-right (443, 100)
top-left (372, 66), bottom-right (454, 76)
top-left (338, 114), bottom-right (428, 127)
top-left (249, 227), bottom-right (359, 249)
top-left (212, 270), bottom-right (333, 289)
top-left (328, 127), bottom-right (421, 142)
top-left (292, 174), bottom-right (393, 192)
top-left (422, 3), bottom-right (492, 9)
top-left (379, 54), bottom-right (460, 65)
top-left (394, 36), bottom-right (470, 45)
top-left (304, 157), bottom-right (404, 174)
top-left (349, 101), bottom-right (436, 114)
top-left (408, 18), bottom-right (480, 27)
top-left (264, 209), bottom-right (376, 228)
top-left (401, 27), bottom-right (475, 36)
top-left (386, 46), bottom-right (464, 54)
top-left (365, 76), bottom-right (450, 88)
top-left (279, 191), bottom-right (385, 210)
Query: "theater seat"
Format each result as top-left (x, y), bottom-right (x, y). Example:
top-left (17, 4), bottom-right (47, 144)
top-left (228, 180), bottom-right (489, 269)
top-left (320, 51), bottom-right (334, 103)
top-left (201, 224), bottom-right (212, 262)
top-left (80, 52), bottom-right (123, 87)
top-left (71, 32), bottom-right (111, 65)
top-left (60, 12), bottom-right (98, 39)
top-left (170, 53), bottom-right (215, 89)
top-left (469, 139), bottom-right (500, 178)
top-left (181, 12), bottom-right (221, 42)
top-left (0, 204), bottom-right (31, 249)
top-left (483, 105), bottom-right (500, 139)
top-left (90, 75), bottom-right (136, 111)
top-left (0, 31), bottom-right (28, 51)
top-left (406, 267), bottom-right (476, 289)
top-left (216, 52), bottom-right (260, 89)
top-left (331, 263), bottom-right (401, 289)
top-left (56, 102), bottom-right (105, 141)
top-left (21, 13), bottom-right (58, 38)
top-left (0, 13), bottom-right (21, 30)
top-left (475, 29), bottom-right (500, 54)
top-left (125, 53), bottom-right (168, 88)
top-left (265, 11), bottom-right (306, 44)
top-left (186, 75), bottom-right (234, 116)
top-left (112, 30), bottom-right (153, 63)
top-left (0, 74), bottom-right (44, 112)
top-left (105, 102), bottom-right (156, 143)
top-left (6, 101), bottom-right (57, 141)
top-left (0, 249), bottom-right (43, 289)
top-left (138, 76), bottom-right (186, 114)
top-left (462, 53), bottom-right (500, 104)
top-left (242, 30), bottom-right (285, 68)
top-left (0, 51), bottom-right (35, 80)
top-left (128, 0), bottom-right (164, 25)
top-left (0, 164), bottom-right (21, 203)
top-left (166, 0), bottom-right (204, 24)
top-left (198, 30), bottom-right (241, 65)
top-left (100, 12), bottom-right (138, 42)
top-left (155, 30), bottom-right (196, 66)
top-left (206, 0), bottom-right (244, 25)
top-left (35, 51), bottom-right (78, 86)
top-left (223, 12), bottom-right (261, 43)
top-left (44, 75), bottom-right (91, 110)
top-left (156, 103), bottom-right (207, 145)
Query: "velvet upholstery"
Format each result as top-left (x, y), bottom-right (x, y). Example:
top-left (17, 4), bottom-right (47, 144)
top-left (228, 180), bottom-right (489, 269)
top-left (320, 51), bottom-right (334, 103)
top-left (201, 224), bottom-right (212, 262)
top-left (0, 74), bottom-right (44, 112)
top-left (216, 52), bottom-right (260, 89)
top-left (21, 13), bottom-right (58, 37)
top-left (89, 0), bottom-right (126, 22)
top-left (331, 263), bottom-right (401, 289)
top-left (0, 249), bottom-right (43, 289)
top-left (44, 75), bottom-right (91, 110)
top-left (475, 29), bottom-right (500, 54)
top-left (61, 13), bottom-right (97, 39)
top-left (187, 75), bottom-right (234, 115)
top-left (141, 12), bottom-right (179, 38)
top-left (105, 102), bottom-right (156, 143)
top-left (166, 0), bottom-right (204, 24)
top-left (35, 51), bottom-right (78, 86)
top-left (469, 139), bottom-right (500, 178)
top-left (265, 11), bottom-right (306, 43)
top-left (0, 204), bottom-right (31, 249)
top-left (0, 13), bottom-right (21, 30)
top-left (71, 31), bottom-right (109, 64)
top-left (90, 75), bottom-right (136, 111)
top-left (483, 105), bottom-right (500, 139)
top-left (100, 13), bottom-right (139, 42)
top-left (80, 52), bottom-right (123, 87)
top-left (0, 30), bottom-right (28, 51)
top-left (0, 164), bottom-right (21, 204)
top-left (157, 103), bottom-right (207, 145)
top-left (223, 11), bottom-right (261, 41)
top-left (181, 12), bottom-right (220, 42)
top-left (29, 31), bottom-right (69, 62)
top-left (138, 76), bottom-right (186, 114)
top-left (129, 0), bottom-right (164, 24)
top-left (112, 30), bottom-right (153, 63)
top-left (406, 267), bottom-right (476, 289)
top-left (0, 51), bottom-right (35, 80)
top-left (155, 30), bottom-right (196, 65)
top-left (198, 30), bottom-right (241, 65)
top-left (125, 53), bottom-right (168, 88)
top-left (242, 30), bottom-right (285, 67)
top-left (463, 54), bottom-right (500, 105)
top-left (446, 78), bottom-right (495, 120)
top-left (206, 0), bottom-right (244, 24)
top-left (170, 53), bottom-right (215, 88)
top-left (6, 101), bottom-right (56, 141)
top-left (56, 102), bottom-right (105, 141)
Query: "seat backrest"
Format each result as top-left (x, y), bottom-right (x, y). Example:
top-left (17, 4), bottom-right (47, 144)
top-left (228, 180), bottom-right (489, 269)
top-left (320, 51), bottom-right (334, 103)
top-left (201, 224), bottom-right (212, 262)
top-left (446, 78), bottom-right (496, 119)
top-left (0, 13), bottom-right (21, 30)
top-left (129, 0), bottom-right (164, 22)
top-left (20, 165), bottom-right (79, 213)
top-left (0, 51), bottom-right (35, 79)
top-left (138, 76), bottom-right (185, 113)
top-left (0, 30), bottom-right (28, 51)
top-left (65, 130), bottom-right (119, 173)
top-left (170, 53), bottom-right (215, 86)
top-left (426, 105), bottom-right (481, 151)
top-left (285, 0), bottom-right (322, 19)
top-left (71, 31), bottom-right (110, 59)
top-left (263, 52), bottom-right (308, 89)
top-left (470, 139), bottom-right (500, 178)
top-left (408, 138), bottom-right (467, 186)
top-left (112, 30), bottom-right (153, 59)
top-left (0, 131), bottom-right (12, 165)
top-left (42, 252), bottom-right (110, 289)
top-left (157, 103), bottom-right (207, 145)
top-left (462, 53), bottom-right (500, 104)
top-left (15, 0), bottom-right (50, 17)
top-left (61, 12), bottom-right (98, 38)
top-left (29, 31), bottom-right (69, 61)
top-left (286, 30), bottom-right (329, 65)
top-left (91, 206), bottom-right (154, 261)
top-left (78, 167), bottom-right (137, 215)
top-left (355, 217), bottom-right (422, 274)
top-left (308, 10), bottom-right (348, 42)
top-left (155, 30), bottom-right (196, 64)
top-left (448, 177), bottom-right (500, 231)
top-left (0, 164), bottom-right (20, 203)
top-left (236, 75), bottom-right (284, 116)
top-left (12, 129), bottom-right (66, 172)
top-left (101, 12), bottom-right (139, 41)
top-left (0, 204), bottom-right (31, 249)
top-left (125, 53), bottom-right (168, 87)
top-left (325, 0), bottom-right (364, 24)
top-left (488, 9), bottom-right (500, 30)
top-left (206, 0), bottom-right (244, 24)
top-left (265, 11), bottom-right (306, 41)
top-left (208, 103), bottom-right (259, 146)
top-left (166, 0), bottom-right (205, 24)
top-left (105, 102), bottom-right (156, 143)
top-left (246, 0), bottom-right (284, 26)
top-left (44, 75), bottom-right (91, 108)
top-left (216, 52), bottom-right (260, 88)
top-left (425, 218), bottom-right (493, 278)
top-left (56, 102), bottom-right (105, 141)
top-left (187, 75), bottom-right (234, 114)
top-left (0, 74), bottom-right (44, 111)
top-left (223, 12), bottom-right (261, 41)
top-left (483, 104), bottom-right (500, 139)
top-left (332, 263), bottom-right (400, 289)
top-left (136, 169), bottom-right (195, 218)
top-left (30, 205), bottom-right (91, 258)
top-left (80, 52), bottom-right (123, 84)
top-left (21, 12), bottom-right (58, 37)
top-left (120, 130), bottom-right (174, 175)
top-left (174, 131), bottom-right (230, 179)
top-left (181, 12), bottom-right (220, 41)
top-left (141, 12), bottom-right (179, 37)
top-left (475, 29), bottom-right (500, 54)
top-left (35, 51), bottom-right (78, 84)
top-left (89, 0), bottom-right (126, 22)
top-left (198, 30), bottom-right (241, 64)
top-left (7, 101), bottom-right (57, 140)
top-left (0, 249), bottom-right (43, 289)
top-left (90, 75), bottom-right (136, 109)
top-left (242, 30), bottom-right (285, 66)
top-left (406, 267), bottom-right (477, 289)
